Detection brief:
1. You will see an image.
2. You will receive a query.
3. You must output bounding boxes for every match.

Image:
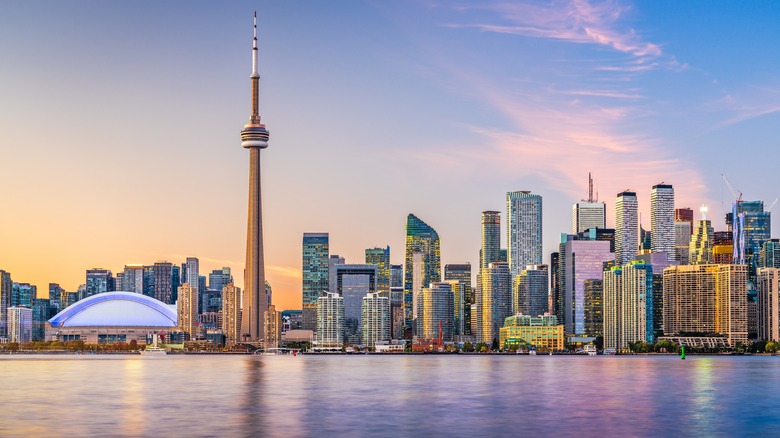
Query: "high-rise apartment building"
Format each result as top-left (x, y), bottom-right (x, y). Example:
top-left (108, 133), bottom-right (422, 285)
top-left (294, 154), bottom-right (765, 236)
top-left (603, 262), bottom-right (654, 353)
top-left (404, 214), bottom-right (441, 337)
top-left (476, 262), bottom-right (512, 345)
top-left (481, 211), bottom-right (501, 270)
top-left (317, 292), bottom-right (345, 348)
top-left (583, 279), bottom-right (603, 337)
top-left (150, 262), bottom-right (174, 304)
top-left (417, 282), bottom-right (454, 342)
top-left (361, 292), bottom-right (390, 347)
top-left (122, 265), bottom-right (145, 294)
top-left (366, 246), bottom-right (391, 295)
top-left (663, 264), bottom-right (748, 346)
top-left (264, 305), bottom-right (281, 349)
top-left (177, 283), bottom-right (198, 341)
top-left (513, 265), bottom-right (549, 317)
top-left (222, 283), bottom-right (241, 346)
top-left (85, 269), bottom-right (114, 298)
top-left (444, 263), bottom-right (471, 336)
top-left (8, 306), bottom-right (32, 343)
top-left (302, 233), bottom-right (329, 332)
top-left (615, 191), bottom-right (638, 266)
top-left (0, 270), bottom-right (11, 339)
top-left (651, 184), bottom-right (675, 261)
top-left (757, 268), bottom-right (780, 341)
top-left (506, 191), bottom-right (543, 276)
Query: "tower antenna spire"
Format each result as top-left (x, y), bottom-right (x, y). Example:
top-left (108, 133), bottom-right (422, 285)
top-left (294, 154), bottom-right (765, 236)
top-left (588, 172), bottom-right (594, 203)
top-left (252, 11), bottom-right (258, 77)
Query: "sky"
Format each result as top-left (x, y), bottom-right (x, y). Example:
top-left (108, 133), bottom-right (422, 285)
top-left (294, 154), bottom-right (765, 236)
top-left (1, 1), bottom-right (780, 311)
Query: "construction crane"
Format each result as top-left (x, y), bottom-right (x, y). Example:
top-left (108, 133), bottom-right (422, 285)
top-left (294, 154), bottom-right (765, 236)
top-left (768, 198), bottom-right (779, 213)
top-left (722, 174), bottom-right (743, 204)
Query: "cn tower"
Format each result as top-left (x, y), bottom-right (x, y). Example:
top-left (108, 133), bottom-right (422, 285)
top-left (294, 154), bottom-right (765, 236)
top-left (240, 11), bottom-right (269, 342)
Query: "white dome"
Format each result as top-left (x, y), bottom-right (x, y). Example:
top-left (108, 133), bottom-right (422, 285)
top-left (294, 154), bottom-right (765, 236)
top-left (49, 291), bottom-right (177, 328)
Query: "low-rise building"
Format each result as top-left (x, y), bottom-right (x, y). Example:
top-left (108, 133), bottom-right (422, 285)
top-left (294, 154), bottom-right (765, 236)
top-left (499, 314), bottom-right (564, 351)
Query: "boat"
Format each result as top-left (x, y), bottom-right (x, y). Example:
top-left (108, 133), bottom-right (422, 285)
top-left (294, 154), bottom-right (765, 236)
top-left (140, 333), bottom-right (167, 356)
top-left (584, 344), bottom-right (597, 356)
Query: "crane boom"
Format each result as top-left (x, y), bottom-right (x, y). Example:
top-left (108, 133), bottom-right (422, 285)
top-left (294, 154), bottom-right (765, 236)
top-left (721, 174), bottom-right (742, 202)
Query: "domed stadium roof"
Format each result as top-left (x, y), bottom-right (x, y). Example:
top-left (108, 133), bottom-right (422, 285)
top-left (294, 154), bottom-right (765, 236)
top-left (49, 292), bottom-right (177, 328)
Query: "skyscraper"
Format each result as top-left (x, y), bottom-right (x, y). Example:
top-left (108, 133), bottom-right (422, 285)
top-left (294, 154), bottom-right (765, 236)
top-left (417, 282), bottom-right (455, 342)
top-left (0, 271), bottom-right (11, 339)
top-left (757, 268), bottom-right (780, 342)
top-left (560, 236), bottom-right (613, 335)
top-left (444, 263), bottom-right (471, 336)
top-left (85, 269), bottom-right (114, 298)
top-left (506, 191), bottom-right (543, 276)
top-left (389, 264), bottom-right (403, 289)
top-left (732, 200), bottom-right (771, 282)
top-left (209, 267), bottom-right (233, 294)
top-left (333, 264), bottom-right (377, 343)
top-left (663, 264), bottom-right (748, 346)
top-left (365, 246), bottom-right (391, 295)
top-left (651, 184), bottom-right (675, 261)
top-left (11, 283), bottom-right (35, 308)
top-left (615, 191), bottom-right (638, 266)
top-left (328, 254), bottom-right (345, 293)
top-left (178, 283), bottom-right (198, 341)
top-left (361, 292), bottom-right (390, 347)
top-left (404, 214), bottom-right (441, 337)
top-left (675, 221), bottom-right (692, 265)
top-left (8, 306), bottom-right (32, 343)
top-left (184, 257), bottom-right (200, 311)
top-left (317, 292), bottom-right (345, 348)
top-left (302, 233), bottom-right (329, 331)
top-left (264, 305), bottom-right (281, 349)
top-left (690, 211), bottom-right (715, 265)
top-left (152, 262), bottom-right (174, 304)
top-left (477, 262), bottom-right (512, 345)
top-left (675, 208), bottom-right (694, 235)
top-left (122, 265), bottom-right (144, 294)
top-left (603, 262), bottom-right (653, 353)
top-left (572, 173), bottom-right (606, 233)
top-left (481, 211), bottom-right (501, 270)
top-left (222, 283), bottom-right (242, 346)
top-left (513, 265), bottom-right (549, 317)
top-left (241, 12), bottom-right (271, 342)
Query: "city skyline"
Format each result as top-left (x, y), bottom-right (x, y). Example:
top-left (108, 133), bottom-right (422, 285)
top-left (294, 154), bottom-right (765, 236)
top-left (2, 2), bottom-right (780, 311)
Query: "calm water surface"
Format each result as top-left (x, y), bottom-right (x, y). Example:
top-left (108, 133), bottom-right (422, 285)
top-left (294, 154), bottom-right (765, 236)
top-left (2, 354), bottom-right (780, 437)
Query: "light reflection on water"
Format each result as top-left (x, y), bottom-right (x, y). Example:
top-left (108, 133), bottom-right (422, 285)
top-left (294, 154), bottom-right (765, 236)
top-left (2, 355), bottom-right (780, 437)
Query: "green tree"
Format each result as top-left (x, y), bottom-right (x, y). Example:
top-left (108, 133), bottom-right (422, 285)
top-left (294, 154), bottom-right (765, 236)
top-left (461, 342), bottom-right (475, 352)
top-left (475, 342), bottom-right (488, 353)
top-left (765, 341), bottom-right (779, 353)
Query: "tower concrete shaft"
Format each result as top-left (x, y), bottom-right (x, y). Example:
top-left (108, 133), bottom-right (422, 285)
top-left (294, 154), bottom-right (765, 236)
top-left (241, 11), bottom-right (270, 342)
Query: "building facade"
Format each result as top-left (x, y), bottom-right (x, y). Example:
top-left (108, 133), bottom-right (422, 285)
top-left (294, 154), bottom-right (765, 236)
top-left (177, 283), bottom-right (198, 341)
top-left (499, 314), bottom-right (564, 351)
top-left (366, 246), bottom-right (391, 295)
top-left (316, 292), bottom-right (345, 348)
top-left (615, 191), bottom-right (638, 266)
top-left (444, 263), bottom-right (471, 336)
top-left (361, 292), bottom-right (390, 347)
top-left (481, 211), bottom-right (501, 270)
top-left (302, 232), bottom-right (329, 332)
top-left (476, 262), bottom-right (512, 345)
top-left (506, 191), bottom-right (543, 276)
top-left (651, 184), bottom-right (675, 261)
top-left (417, 282), bottom-right (454, 342)
top-left (513, 265), bottom-right (549, 317)
top-left (222, 283), bottom-right (241, 345)
top-left (404, 214), bottom-right (441, 338)
top-left (8, 306), bottom-right (32, 343)
top-left (757, 268), bottom-right (780, 341)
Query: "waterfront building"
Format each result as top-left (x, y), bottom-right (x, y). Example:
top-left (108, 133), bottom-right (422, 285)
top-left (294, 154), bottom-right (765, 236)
top-left (361, 292), bottom-right (390, 347)
top-left (481, 211), bottom-right (501, 270)
top-left (651, 184), bottom-right (675, 261)
top-left (240, 13), bottom-right (271, 343)
top-left (177, 283), bottom-right (198, 341)
top-left (11, 282), bottom-right (35, 308)
top-left (498, 314), bottom-right (564, 351)
top-left (334, 264), bottom-right (377, 343)
top-left (675, 221), bottom-right (692, 265)
top-left (85, 269), bottom-right (114, 299)
top-left (690, 213), bottom-right (715, 265)
top-left (758, 268), bottom-right (780, 341)
top-left (635, 252), bottom-right (678, 339)
top-left (328, 254), bottom-right (345, 295)
top-left (390, 286), bottom-right (404, 339)
top-left (583, 279), bottom-right (603, 337)
top-left (222, 283), bottom-right (241, 345)
top-left (264, 305), bottom-right (281, 349)
top-left (390, 264), bottom-right (403, 289)
top-left (404, 214), bottom-right (441, 337)
top-left (303, 233), bottom-right (329, 332)
top-left (550, 252), bottom-right (560, 323)
top-left (603, 262), bottom-right (654, 353)
top-left (417, 283), bottom-right (454, 342)
top-left (8, 306), bottom-right (32, 343)
top-left (444, 263), bottom-right (471, 335)
top-left (476, 262), bottom-right (511, 345)
top-left (663, 264), bottom-right (748, 346)
top-left (506, 191), bottom-right (543, 276)
top-left (513, 265), bottom-right (549, 317)
top-left (615, 191), bottom-right (639, 266)
top-left (560, 235), bottom-right (613, 335)
top-left (0, 270), bottom-right (11, 338)
top-left (46, 292), bottom-right (177, 344)
top-left (316, 292), bottom-right (345, 348)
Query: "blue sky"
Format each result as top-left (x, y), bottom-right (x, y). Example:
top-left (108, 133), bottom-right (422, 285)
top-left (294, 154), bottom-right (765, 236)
top-left (1, 1), bottom-right (779, 309)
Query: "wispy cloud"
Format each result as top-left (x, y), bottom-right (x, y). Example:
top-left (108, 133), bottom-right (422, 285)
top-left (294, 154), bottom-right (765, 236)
top-left (267, 265), bottom-right (302, 279)
top-left (712, 88), bottom-right (780, 129)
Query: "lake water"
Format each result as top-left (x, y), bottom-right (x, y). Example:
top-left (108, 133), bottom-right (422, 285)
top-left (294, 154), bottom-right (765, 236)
top-left (1, 354), bottom-right (779, 437)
